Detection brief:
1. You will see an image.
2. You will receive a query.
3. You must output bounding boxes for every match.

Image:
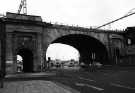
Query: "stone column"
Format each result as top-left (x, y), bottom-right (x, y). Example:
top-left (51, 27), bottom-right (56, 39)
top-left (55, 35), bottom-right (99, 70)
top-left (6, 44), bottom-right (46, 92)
top-left (6, 33), bottom-right (15, 74)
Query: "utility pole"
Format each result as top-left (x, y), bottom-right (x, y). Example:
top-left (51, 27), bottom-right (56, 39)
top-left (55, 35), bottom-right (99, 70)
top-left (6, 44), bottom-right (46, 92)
top-left (18, 0), bottom-right (27, 15)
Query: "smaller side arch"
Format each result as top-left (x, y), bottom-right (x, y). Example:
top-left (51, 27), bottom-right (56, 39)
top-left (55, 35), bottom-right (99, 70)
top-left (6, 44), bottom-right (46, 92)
top-left (17, 48), bottom-right (34, 72)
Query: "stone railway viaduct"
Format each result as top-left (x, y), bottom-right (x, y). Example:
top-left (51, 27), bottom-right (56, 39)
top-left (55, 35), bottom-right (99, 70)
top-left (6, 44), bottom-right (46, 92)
top-left (0, 12), bottom-right (134, 74)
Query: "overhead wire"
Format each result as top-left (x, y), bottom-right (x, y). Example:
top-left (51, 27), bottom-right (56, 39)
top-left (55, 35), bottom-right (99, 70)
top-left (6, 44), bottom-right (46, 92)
top-left (96, 8), bottom-right (135, 29)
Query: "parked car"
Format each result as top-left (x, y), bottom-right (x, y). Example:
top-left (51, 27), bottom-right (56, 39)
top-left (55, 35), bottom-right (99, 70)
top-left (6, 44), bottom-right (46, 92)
top-left (92, 62), bottom-right (102, 68)
top-left (68, 62), bottom-right (74, 67)
top-left (55, 62), bottom-right (61, 67)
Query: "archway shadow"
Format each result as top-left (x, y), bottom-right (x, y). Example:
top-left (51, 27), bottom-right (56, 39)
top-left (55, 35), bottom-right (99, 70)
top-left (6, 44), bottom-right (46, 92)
top-left (52, 34), bottom-right (109, 65)
top-left (17, 48), bottom-right (33, 73)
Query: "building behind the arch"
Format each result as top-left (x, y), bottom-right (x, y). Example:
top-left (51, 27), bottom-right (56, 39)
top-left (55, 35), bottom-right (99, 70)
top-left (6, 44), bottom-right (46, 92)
top-left (0, 12), bottom-right (134, 74)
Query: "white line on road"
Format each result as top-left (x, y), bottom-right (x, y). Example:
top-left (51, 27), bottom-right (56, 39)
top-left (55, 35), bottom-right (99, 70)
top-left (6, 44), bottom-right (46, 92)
top-left (78, 77), bottom-right (96, 82)
top-left (86, 84), bottom-right (104, 91)
top-left (111, 83), bottom-right (135, 90)
top-left (75, 83), bottom-right (104, 91)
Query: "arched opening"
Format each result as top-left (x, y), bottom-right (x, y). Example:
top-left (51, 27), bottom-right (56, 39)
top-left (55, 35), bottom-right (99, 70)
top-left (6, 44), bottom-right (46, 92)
top-left (17, 48), bottom-right (33, 73)
top-left (17, 55), bottom-right (23, 72)
top-left (51, 34), bottom-right (109, 65)
top-left (46, 43), bottom-right (80, 68)
top-left (46, 43), bottom-right (80, 61)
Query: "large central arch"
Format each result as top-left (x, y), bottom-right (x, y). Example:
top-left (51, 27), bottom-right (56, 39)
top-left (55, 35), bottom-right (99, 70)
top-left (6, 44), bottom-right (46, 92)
top-left (52, 34), bottom-right (109, 65)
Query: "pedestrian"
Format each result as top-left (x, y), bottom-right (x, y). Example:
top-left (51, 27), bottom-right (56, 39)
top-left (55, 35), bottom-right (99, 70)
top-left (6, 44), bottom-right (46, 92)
top-left (17, 60), bottom-right (23, 72)
top-left (91, 61), bottom-right (97, 72)
top-left (47, 57), bottom-right (51, 70)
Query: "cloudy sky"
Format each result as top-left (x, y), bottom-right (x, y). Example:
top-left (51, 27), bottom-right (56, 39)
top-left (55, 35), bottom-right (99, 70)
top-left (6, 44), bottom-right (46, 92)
top-left (0, 0), bottom-right (135, 30)
top-left (2, 0), bottom-right (135, 61)
top-left (46, 43), bottom-right (80, 61)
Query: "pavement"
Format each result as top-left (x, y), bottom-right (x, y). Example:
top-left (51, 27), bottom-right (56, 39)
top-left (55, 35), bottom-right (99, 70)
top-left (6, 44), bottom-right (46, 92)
top-left (1, 66), bottom-right (135, 93)
top-left (0, 80), bottom-right (79, 93)
top-left (5, 72), bottom-right (56, 79)
top-left (0, 72), bottom-right (80, 93)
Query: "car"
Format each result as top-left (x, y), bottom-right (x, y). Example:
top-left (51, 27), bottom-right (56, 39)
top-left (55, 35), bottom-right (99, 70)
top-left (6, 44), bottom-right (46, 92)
top-left (68, 62), bottom-right (74, 67)
top-left (92, 62), bottom-right (102, 68)
top-left (55, 62), bottom-right (61, 67)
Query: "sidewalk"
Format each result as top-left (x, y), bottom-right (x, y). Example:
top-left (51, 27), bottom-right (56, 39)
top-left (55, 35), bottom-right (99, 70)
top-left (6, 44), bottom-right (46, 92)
top-left (0, 80), bottom-right (79, 93)
top-left (5, 72), bottom-right (56, 79)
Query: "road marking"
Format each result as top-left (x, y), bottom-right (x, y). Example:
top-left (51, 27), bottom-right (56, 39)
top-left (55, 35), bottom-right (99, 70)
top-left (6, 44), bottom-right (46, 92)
top-left (78, 77), bottom-right (96, 82)
top-left (111, 83), bottom-right (135, 90)
top-left (75, 83), bottom-right (104, 91)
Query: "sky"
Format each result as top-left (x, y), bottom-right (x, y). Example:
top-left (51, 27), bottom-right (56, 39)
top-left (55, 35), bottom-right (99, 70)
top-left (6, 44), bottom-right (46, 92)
top-left (17, 55), bottom-right (23, 61)
top-left (1, 0), bottom-right (135, 61)
top-left (0, 0), bottom-right (135, 30)
top-left (46, 43), bottom-right (80, 61)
